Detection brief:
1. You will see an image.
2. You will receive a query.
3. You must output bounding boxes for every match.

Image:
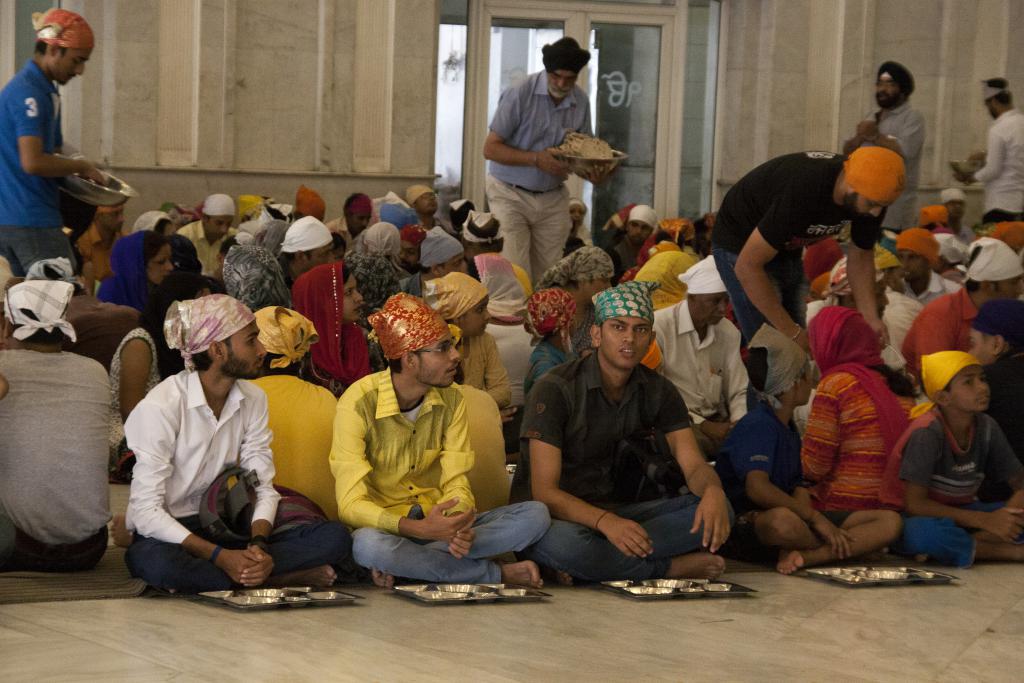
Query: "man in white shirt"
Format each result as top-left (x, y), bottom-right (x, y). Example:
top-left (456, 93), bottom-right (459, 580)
top-left (955, 79), bottom-right (1024, 223)
top-left (895, 228), bottom-right (961, 305)
top-left (653, 256), bottom-right (748, 459)
top-left (123, 294), bottom-right (351, 593)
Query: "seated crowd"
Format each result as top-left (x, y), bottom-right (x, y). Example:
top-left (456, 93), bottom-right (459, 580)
top-left (2, 176), bottom-right (1024, 595)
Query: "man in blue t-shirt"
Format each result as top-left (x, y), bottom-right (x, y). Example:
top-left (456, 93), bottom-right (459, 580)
top-left (483, 37), bottom-right (596, 283)
top-left (716, 325), bottom-right (902, 574)
top-left (0, 8), bottom-right (104, 276)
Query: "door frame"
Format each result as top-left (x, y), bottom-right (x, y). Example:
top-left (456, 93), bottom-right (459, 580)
top-left (462, 0), bottom-right (688, 221)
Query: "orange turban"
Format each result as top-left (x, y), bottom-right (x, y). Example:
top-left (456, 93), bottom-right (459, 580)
top-left (992, 222), bottom-right (1024, 252)
top-left (33, 9), bottom-right (94, 50)
top-left (810, 271), bottom-right (831, 299)
top-left (843, 147), bottom-right (906, 205)
top-left (895, 227), bottom-right (940, 267)
top-left (368, 293), bottom-right (451, 359)
top-left (918, 205), bottom-right (948, 228)
top-left (295, 185), bottom-right (326, 221)
top-left (658, 218), bottom-right (695, 243)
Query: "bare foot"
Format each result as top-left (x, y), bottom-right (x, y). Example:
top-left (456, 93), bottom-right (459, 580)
top-left (499, 560), bottom-right (543, 588)
top-left (371, 568), bottom-right (395, 588)
top-left (666, 552), bottom-right (726, 580)
top-left (776, 549), bottom-right (806, 575)
top-left (554, 569), bottom-right (573, 586)
top-left (111, 514), bottom-right (133, 548)
top-left (267, 565), bottom-right (337, 588)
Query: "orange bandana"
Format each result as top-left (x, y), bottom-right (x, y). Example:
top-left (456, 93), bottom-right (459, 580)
top-left (369, 293), bottom-right (451, 358)
top-left (992, 222), bottom-right (1024, 252)
top-left (844, 147), bottom-right (905, 205)
top-left (895, 227), bottom-right (940, 267)
top-left (918, 204), bottom-right (948, 228)
top-left (33, 9), bottom-right (94, 50)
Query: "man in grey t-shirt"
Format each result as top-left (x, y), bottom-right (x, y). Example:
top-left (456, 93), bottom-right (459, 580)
top-left (843, 61), bottom-right (925, 231)
top-left (0, 280), bottom-right (110, 572)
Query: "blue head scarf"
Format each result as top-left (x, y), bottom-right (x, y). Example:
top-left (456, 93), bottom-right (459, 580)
top-left (380, 203), bottom-right (418, 228)
top-left (98, 231), bottom-right (149, 312)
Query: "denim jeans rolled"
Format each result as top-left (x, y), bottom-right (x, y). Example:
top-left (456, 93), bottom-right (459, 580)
top-left (894, 501), bottom-right (1022, 568)
top-left (0, 225), bottom-right (76, 277)
top-left (522, 494), bottom-right (733, 583)
top-left (352, 501), bottom-right (550, 583)
top-left (125, 515), bottom-right (353, 593)
top-left (712, 246), bottom-right (808, 343)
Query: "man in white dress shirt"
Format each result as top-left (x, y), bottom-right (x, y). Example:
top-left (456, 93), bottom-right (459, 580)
top-left (123, 294), bottom-right (351, 593)
top-left (653, 256), bottom-right (749, 459)
top-left (955, 79), bottom-right (1024, 223)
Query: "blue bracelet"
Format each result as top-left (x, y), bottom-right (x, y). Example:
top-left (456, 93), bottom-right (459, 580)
top-left (210, 545), bottom-right (223, 564)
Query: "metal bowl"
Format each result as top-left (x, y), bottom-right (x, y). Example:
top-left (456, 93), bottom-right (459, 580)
top-left (434, 584), bottom-right (497, 594)
top-left (625, 586), bottom-right (675, 596)
top-left (242, 589), bottom-right (289, 598)
top-left (307, 591), bottom-right (347, 601)
top-left (551, 150), bottom-right (628, 180)
top-left (642, 579), bottom-right (695, 589)
top-left (224, 596), bottom-right (280, 606)
top-left (703, 583), bottom-right (732, 592)
top-left (858, 570), bottom-right (909, 581)
top-left (283, 596), bottom-right (312, 603)
top-left (949, 159), bottom-right (981, 176)
top-left (416, 590), bottom-right (472, 601)
top-left (198, 590), bottom-right (234, 599)
top-left (603, 580), bottom-right (634, 588)
top-left (59, 170), bottom-right (138, 207)
top-left (497, 588), bottom-right (531, 598)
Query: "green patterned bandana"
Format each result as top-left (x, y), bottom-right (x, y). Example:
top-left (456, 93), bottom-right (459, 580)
top-left (593, 280), bottom-right (659, 324)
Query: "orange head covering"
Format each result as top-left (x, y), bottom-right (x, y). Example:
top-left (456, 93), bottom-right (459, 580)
top-left (368, 293), bottom-right (452, 359)
top-left (895, 227), bottom-right (940, 267)
top-left (657, 218), bottom-right (695, 244)
top-left (33, 9), bottom-right (94, 50)
top-left (294, 185), bottom-right (326, 221)
top-left (918, 204), bottom-right (949, 228)
top-left (809, 271), bottom-right (831, 299)
top-left (992, 222), bottom-right (1024, 252)
top-left (843, 147), bottom-right (905, 205)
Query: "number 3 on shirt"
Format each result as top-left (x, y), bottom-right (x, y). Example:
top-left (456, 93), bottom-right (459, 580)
top-left (25, 97), bottom-right (38, 118)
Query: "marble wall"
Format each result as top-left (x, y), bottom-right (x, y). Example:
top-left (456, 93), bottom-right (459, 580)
top-left (6, 0), bottom-right (439, 223)
top-left (714, 0), bottom-right (1024, 225)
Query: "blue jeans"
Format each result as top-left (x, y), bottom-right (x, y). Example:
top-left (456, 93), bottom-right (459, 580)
top-left (712, 246), bottom-right (808, 343)
top-left (125, 516), bottom-right (353, 594)
top-left (352, 501), bottom-right (550, 583)
top-left (522, 494), bottom-right (733, 582)
top-left (893, 501), bottom-right (1023, 568)
top-left (0, 225), bottom-right (75, 277)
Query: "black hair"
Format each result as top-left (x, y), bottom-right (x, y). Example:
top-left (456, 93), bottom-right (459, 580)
top-left (19, 327), bottom-right (67, 345)
top-left (449, 201), bottom-right (475, 233)
top-left (331, 232), bottom-right (346, 253)
top-left (262, 353), bottom-right (301, 376)
top-left (464, 216), bottom-right (501, 242)
top-left (746, 347), bottom-right (769, 393)
top-left (218, 235), bottom-right (239, 257)
top-left (993, 91), bottom-right (1012, 105)
top-left (140, 271), bottom-right (210, 378)
top-left (191, 349), bottom-right (213, 372)
top-left (563, 236), bottom-right (585, 257)
top-left (143, 231), bottom-right (170, 266)
top-left (871, 364), bottom-right (916, 398)
top-left (387, 356), bottom-right (403, 374)
top-left (34, 41), bottom-right (65, 55)
top-left (965, 279), bottom-right (980, 292)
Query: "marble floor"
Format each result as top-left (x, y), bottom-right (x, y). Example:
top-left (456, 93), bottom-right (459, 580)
top-left (2, 563), bottom-right (1022, 682)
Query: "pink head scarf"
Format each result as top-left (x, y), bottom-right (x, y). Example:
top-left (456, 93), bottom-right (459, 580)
top-left (163, 294), bottom-right (255, 371)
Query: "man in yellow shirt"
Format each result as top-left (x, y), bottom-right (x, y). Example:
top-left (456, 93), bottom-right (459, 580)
top-left (177, 194), bottom-right (238, 275)
top-left (331, 293), bottom-right (549, 587)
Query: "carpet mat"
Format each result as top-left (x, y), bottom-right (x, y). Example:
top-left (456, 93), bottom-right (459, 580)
top-left (0, 547), bottom-right (146, 604)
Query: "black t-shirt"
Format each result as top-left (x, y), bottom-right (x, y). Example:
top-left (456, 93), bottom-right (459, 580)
top-left (513, 353), bottom-right (690, 504)
top-left (979, 353), bottom-right (1024, 500)
top-left (712, 151), bottom-right (883, 259)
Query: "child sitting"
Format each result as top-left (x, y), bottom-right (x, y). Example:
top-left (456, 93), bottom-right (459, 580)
top-left (717, 325), bottom-right (902, 574)
top-left (888, 351), bottom-right (1024, 567)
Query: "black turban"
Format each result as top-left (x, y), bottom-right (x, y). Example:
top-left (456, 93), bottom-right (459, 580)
top-left (542, 37), bottom-right (591, 74)
top-left (877, 61), bottom-right (914, 95)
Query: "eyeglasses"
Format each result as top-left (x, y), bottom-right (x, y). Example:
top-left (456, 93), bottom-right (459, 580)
top-left (415, 339), bottom-right (455, 355)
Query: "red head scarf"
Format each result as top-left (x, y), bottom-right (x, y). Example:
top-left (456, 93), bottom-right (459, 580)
top-left (809, 306), bottom-right (909, 505)
top-left (291, 262), bottom-right (370, 391)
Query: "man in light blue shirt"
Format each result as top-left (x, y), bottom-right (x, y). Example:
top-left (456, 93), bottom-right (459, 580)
top-left (0, 9), bottom-right (104, 276)
top-left (484, 37), bottom-right (593, 282)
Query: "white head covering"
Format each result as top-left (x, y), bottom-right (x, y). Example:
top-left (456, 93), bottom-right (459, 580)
top-left (132, 210), bottom-right (171, 234)
top-left (234, 232), bottom-right (255, 246)
top-left (420, 227), bottom-right (464, 268)
top-left (3, 280), bottom-right (77, 342)
top-left (934, 233), bottom-right (968, 265)
top-left (982, 78), bottom-right (1008, 100)
top-left (967, 237), bottom-right (1024, 282)
top-left (450, 198), bottom-right (471, 212)
top-left (202, 193), bottom-right (235, 217)
top-left (24, 257), bottom-right (77, 284)
top-left (628, 204), bottom-right (658, 228)
top-left (749, 324), bottom-right (809, 404)
top-left (280, 216), bottom-right (332, 253)
top-left (569, 198), bottom-right (586, 210)
top-left (940, 188), bottom-right (966, 204)
top-left (679, 255), bottom-right (726, 295)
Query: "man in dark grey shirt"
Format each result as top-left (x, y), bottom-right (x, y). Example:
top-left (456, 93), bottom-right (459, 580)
top-left (0, 280), bottom-right (109, 572)
top-left (515, 280), bottom-right (732, 583)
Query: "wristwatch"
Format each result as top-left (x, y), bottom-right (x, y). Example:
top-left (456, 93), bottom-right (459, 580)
top-left (249, 534), bottom-right (271, 553)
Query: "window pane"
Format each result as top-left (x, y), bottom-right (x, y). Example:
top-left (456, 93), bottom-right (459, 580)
top-left (487, 22), bottom-right (565, 126)
top-left (586, 23), bottom-right (662, 249)
top-left (435, 21), bottom-right (468, 200)
top-left (678, 0), bottom-right (721, 218)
